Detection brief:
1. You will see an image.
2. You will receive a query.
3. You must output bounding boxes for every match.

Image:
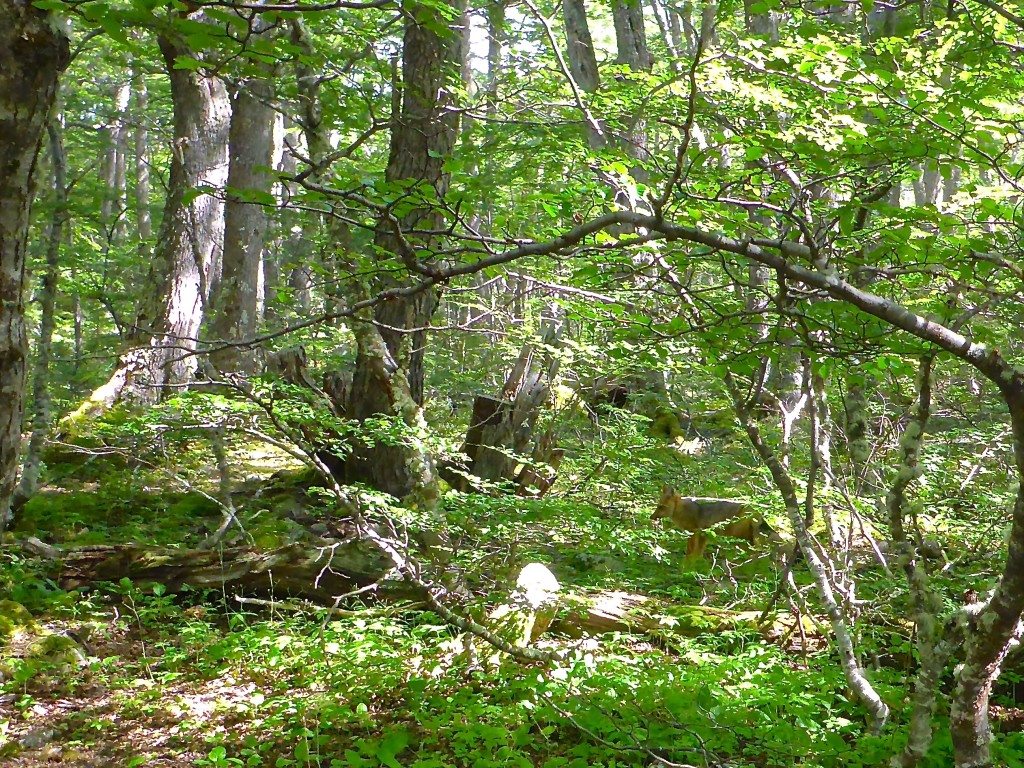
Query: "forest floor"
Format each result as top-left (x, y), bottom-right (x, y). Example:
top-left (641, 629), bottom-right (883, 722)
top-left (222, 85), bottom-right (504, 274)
top-left (3, 434), bottom-right (1024, 767)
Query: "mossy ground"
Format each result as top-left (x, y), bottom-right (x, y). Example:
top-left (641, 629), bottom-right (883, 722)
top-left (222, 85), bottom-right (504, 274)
top-left (2, 412), bottom-right (1022, 767)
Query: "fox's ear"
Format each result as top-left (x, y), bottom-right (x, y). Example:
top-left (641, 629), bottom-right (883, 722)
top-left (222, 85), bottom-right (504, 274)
top-left (660, 484), bottom-right (674, 495)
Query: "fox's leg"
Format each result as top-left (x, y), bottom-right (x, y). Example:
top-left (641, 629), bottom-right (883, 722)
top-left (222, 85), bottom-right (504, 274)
top-left (686, 531), bottom-right (707, 559)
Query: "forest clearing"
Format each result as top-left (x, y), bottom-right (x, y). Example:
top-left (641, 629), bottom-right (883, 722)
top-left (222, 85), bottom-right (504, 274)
top-left (2, 0), bottom-right (1024, 765)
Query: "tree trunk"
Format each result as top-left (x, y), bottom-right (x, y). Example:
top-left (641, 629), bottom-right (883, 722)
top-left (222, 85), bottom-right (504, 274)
top-left (274, 124), bottom-right (312, 319)
top-left (441, 338), bottom-right (561, 495)
top-left (745, 0), bottom-right (779, 38)
top-left (888, 356), bottom-right (955, 768)
top-left (56, 540), bottom-right (400, 603)
top-left (369, 2), bottom-right (461, 404)
top-left (99, 82), bottom-right (130, 245)
top-left (289, 19), bottom-right (350, 326)
top-left (132, 56), bottom-right (152, 258)
top-left (75, 24), bottom-right (229, 413)
top-left (648, 0), bottom-right (680, 64)
top-left (612, 0), bottom-right (653, 72)
top-left (15, 112), bottom-right (68, 509)
top-left (610, 0), bottom-right (652, 216)
top-left (845, 377), bottom-right (872, 494)
top-left (563, 0), bottom-right (604, 149)
top-left (36, 539), bottom-right (802, 646)
top-left (209, 65), bottom-right (275, 374)
top-left (345, 1), bottom-right (462, 500)
top-left (0, 0), bottom-right (68, 527)
top-left (137, 32), bottom-right (230, 386)
top-left (111, 82), bottom-right (131, 244)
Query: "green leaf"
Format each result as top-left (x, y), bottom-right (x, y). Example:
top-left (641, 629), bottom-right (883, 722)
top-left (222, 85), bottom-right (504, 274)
top-left (173, 55), bottom-right (205, 71)
top-left (375, 729), bottom-right (410, 768)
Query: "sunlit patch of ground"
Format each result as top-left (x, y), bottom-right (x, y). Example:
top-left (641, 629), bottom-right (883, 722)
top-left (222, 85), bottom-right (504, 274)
top-left (2, 620), bottom-right (266, 767)
top-left (229, 443), bottom-right (304, 478)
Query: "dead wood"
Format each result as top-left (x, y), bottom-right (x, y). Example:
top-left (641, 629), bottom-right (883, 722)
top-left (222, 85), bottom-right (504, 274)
top-left (15, 539), bottom-right (814, 648)
top-left (54, 539), bottom-right (407, 603)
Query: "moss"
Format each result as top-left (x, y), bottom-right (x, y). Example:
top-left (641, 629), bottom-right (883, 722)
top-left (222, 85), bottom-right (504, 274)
top-left (167, 493), bottom-right (220, 519)
top-left (0, 600), bottom-right (35, 642)
top-left (649, 407), bottom-right (685, 441)
top-left (250, 518), bottom-right (306, 549)
top-left (27, 632), bottom-right (84, 662)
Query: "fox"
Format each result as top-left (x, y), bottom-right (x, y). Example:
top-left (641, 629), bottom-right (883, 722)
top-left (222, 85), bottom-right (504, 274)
top-left (651, 485), bottom-right (778, 559)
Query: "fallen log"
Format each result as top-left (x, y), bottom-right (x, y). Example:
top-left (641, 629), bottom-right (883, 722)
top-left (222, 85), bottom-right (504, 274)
top-left (22, 540), bottom-right (816, 646)
top-left (56, 539), bottom-right (407, 603)
top-left (554, 590), bottom-right (805, 640)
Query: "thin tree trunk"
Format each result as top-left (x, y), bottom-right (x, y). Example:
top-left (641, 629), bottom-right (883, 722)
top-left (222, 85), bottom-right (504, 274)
top-left (845, 376), bottom-right (872, 494)
top-left (289, 19), bottom-right (348, 325)
top-left (16, 111), bottom-right (68, 508)
top-left (0, 0), bottom-right (67, 527)
top-left (888, 356), bottom-right (956, 768)
top-left (648, 0), bottom-right (679, 63)
top-left (274, 124), bottom-right (312, 318)
top-left (72, 267), bottom-right (83, 373)
top-left (99, 82), bottom-right (130, 245)
top-left (726, 368), bottom-right (890, 734)
top-left (112, 83), bottom-right (130, 244)
top-left (133, 56), bottom-right (151, 258)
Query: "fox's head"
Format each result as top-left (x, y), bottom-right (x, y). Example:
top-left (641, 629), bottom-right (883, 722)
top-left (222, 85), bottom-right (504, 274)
top-left (651, 485), bottom-right (678, 521)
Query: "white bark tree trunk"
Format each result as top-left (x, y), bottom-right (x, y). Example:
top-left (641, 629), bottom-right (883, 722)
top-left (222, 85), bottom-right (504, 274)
top-left (74, 22), bottom-right (229, 413)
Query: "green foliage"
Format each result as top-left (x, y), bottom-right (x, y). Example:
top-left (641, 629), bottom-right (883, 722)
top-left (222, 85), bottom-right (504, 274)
top-left (13, 0), bottom-right (1024, 764)
top-left (10, 597), bottom-right (885, 768)
top-left (15, 486), bottom-right (204, 545)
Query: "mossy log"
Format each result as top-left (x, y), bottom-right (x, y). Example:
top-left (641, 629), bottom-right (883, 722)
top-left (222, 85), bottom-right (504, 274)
top-left (55, 540), bottom-right (408, 603)
top-left (25, 540), bottom-right (816, 645)
top-left (554, 590), bottom-right (817, 643)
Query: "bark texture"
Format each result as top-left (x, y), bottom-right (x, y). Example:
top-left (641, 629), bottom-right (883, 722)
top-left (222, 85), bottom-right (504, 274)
top-left (0, 0), bottom-right (68, 526)
top-left (78, 25), bottom-right (230, 412)
top-left (16, 114), bottom-right (68, 508)
top-left (210, 68), bottom-right (275, 373)
top-left (370, 1), bottom-right (462, 404)
top-left (345, 1), bottom-right (462, 500)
